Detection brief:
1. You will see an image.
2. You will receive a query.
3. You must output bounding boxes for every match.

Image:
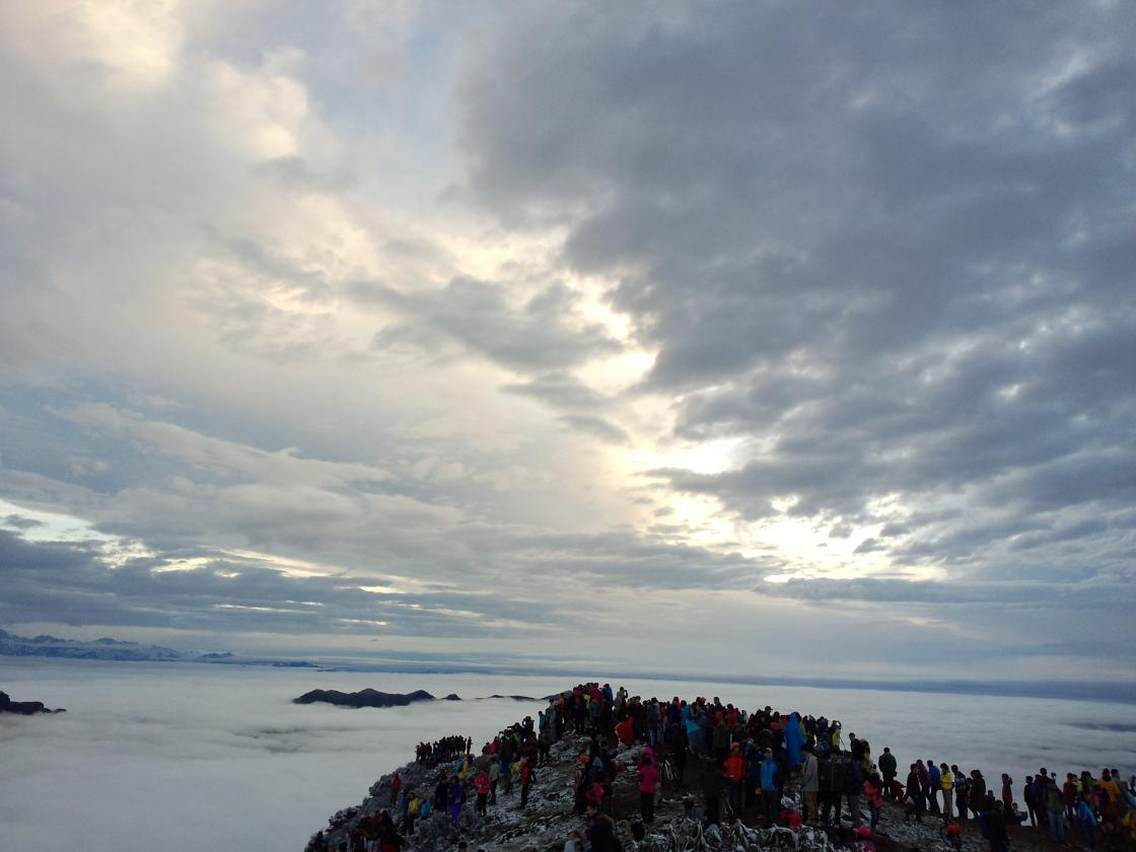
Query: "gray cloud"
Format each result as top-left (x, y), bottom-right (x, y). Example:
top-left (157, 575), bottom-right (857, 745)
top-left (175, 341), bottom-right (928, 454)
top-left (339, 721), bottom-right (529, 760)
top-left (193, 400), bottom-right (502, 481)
top-left (0, 528), bottom-right (560, 638)
top-left (458, 1), bottom-right (1136, 596)
top-left (360, 276), bottom-right (621, 372)
top-left (558, 414), bottom-right (630, 444)
top-left (500, 372), bottom-right (610, 411)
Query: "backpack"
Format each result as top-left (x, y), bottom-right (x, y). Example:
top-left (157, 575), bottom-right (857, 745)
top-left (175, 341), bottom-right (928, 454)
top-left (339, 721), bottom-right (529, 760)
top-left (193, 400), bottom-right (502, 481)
top-left (826, 754), bottom-right (852, 792)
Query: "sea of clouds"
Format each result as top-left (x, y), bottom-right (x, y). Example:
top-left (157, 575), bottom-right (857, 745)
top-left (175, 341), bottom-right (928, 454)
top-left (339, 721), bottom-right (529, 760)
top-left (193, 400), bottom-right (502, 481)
top-left (1, 659), bottom-right (1133, 852)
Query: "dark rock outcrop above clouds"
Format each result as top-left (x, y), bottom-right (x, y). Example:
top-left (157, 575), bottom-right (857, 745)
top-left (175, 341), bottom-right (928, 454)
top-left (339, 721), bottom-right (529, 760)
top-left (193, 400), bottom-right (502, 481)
top-left (293, 688), bottom-right (436, 708)
top-left (0, 690), bottom-right (65, 715)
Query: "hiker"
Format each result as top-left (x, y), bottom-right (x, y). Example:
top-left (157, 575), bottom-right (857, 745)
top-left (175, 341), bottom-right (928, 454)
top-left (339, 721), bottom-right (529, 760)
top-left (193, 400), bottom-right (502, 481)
top-left (1076, 792), bottom-right (1098, 849)
top-left (671, 717), bottom-right (688, 783)
top-left (864, 771), bottom-right (885, 831)
top-left (801, 745), bottom-right (819, 824)
top-left (723, 742), bottom-right (745, 817)
top-left (905, 763), bottom-right (925, 823)
top-left (846, 752), bottom-right (864, 828)
top-left (879, 747), bottom-right (898, 799)
top-left (1044, 773), bottom-right (1066, 840)
top-left (519, 757), bottom-right (535, 808)
top-left (1001, 773), bottom-right (1013, 813)
top-left (447, 775), bottom-right (465, 826)
top-left (404, 791), bottom-right (420, 835)
top-left (953, 765), bottom-right (968, 824)
top-left (970, 770), bottom-right (987, 818)
top-left (1024, 776), bottom-right (1037, 826)
top-left (941, 762), bottom-right (955, 820)
top-left (473, 766), bottom-right (491, 816)
top-left (981, 798), bottom-right (1010, 852)
top-left (760, 747), bottom-right (780, 825)
top-left (927, 759), bottom-right (942, 814)
top-left (701, 755), bottom-right (722, 826)
top-left (389, 771), bottom-right (402, 806)
top-left (377, 810), bottom-right (403, 852)
top-left (819, 752), bottom-right (844, 825)
top-left (712, 718), bottom-right (731, 763)
top-left (639, 746), bottom-right (659, 823)
top-left (488, 758), bottom-right (500, 804)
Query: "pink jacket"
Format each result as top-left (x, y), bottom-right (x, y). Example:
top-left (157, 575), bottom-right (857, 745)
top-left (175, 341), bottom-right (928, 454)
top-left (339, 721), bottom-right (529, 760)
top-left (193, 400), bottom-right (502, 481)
top-left (864, 780), bottom-right (884, 808)
top-left (639, 762), bottom-right (658, 794)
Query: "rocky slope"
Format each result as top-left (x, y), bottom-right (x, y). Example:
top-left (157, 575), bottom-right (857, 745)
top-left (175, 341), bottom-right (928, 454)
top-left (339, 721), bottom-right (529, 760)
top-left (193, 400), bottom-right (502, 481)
top-left (306, 702), bottom-right (1081, 852)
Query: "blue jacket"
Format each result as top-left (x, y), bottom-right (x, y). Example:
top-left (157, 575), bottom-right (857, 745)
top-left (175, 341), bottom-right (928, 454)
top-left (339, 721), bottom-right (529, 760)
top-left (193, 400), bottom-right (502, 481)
top-left (785, 712), bottom-right (804, 767)
top-left (1077, 801), bottom-right (1096, 828)
top-left (761, 758), bottom-right (779, 791)
top-left (929, 765), bottom-right (941, 788)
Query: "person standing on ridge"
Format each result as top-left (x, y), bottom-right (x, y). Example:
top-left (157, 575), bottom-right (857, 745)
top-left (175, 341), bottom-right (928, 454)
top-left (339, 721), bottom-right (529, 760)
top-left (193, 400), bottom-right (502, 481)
top-left (639, 747), bottom-right (659, 823)
top-left (865, 771), bottom-right (885, 831)
top-left (970, 770), bottom-right (987, 819)
top-left (760, 747), bottom-right (780, 826)
top-left (954, 766), bottom-right (969, 824)
top-left (927, 759), bottom-right (942, 815)
top-left (447, 775), bottom-right (465, 826)
top-left (801, 745), bottom-right (819, 824)
top-left (519, 756), bottom-right (535, 808)
top-left (390, 771), bottom-right (402, 806)
top-left (941, 763), bottom-right (955, 820)
top-left (906, 763), bottom-right (926, 823)
top-left (879, 748), bottom-right (898, 800)
top-left (723, 743), bottom-right (746, 817)
top-left (473, 765), bottom-right (491, 817)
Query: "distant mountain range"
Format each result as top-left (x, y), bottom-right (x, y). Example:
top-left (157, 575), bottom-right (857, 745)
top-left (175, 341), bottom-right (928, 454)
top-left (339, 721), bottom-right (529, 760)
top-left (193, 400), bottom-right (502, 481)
top-left (3, 627), bottom-right (1133, 706)
top-left (0, 628), bottom-right (316, 668)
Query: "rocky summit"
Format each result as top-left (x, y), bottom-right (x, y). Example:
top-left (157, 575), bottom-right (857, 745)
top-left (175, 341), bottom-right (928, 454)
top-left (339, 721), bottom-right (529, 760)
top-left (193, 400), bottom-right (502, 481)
top-left (305, 683), bottom-right (1104, 852)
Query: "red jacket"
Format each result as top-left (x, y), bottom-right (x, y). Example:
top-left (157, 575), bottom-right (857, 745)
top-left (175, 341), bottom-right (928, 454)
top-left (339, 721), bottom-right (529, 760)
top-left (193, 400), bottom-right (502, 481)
top-left (724, 754), bottom-right (746, 783)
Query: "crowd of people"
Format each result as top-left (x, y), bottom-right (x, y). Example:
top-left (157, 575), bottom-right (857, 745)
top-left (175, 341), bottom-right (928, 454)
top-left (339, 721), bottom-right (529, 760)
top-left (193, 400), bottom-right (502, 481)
top-left (415, 735), bottom-right (472, 767)
top-left (307, 681), bottom-right (1136, 852)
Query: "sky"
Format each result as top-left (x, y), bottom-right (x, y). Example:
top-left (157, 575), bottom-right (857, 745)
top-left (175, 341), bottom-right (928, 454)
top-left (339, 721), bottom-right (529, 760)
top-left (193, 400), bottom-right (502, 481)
top-left (1, 1), bottom-right (1134, 682)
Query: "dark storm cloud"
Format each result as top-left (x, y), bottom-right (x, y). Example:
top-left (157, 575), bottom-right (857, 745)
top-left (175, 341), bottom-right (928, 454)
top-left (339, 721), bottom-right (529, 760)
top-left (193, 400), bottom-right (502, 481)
top-left (458, 2), bottom-right (1136, 576)
top-left (358, 276), bottom-right (621, 372)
